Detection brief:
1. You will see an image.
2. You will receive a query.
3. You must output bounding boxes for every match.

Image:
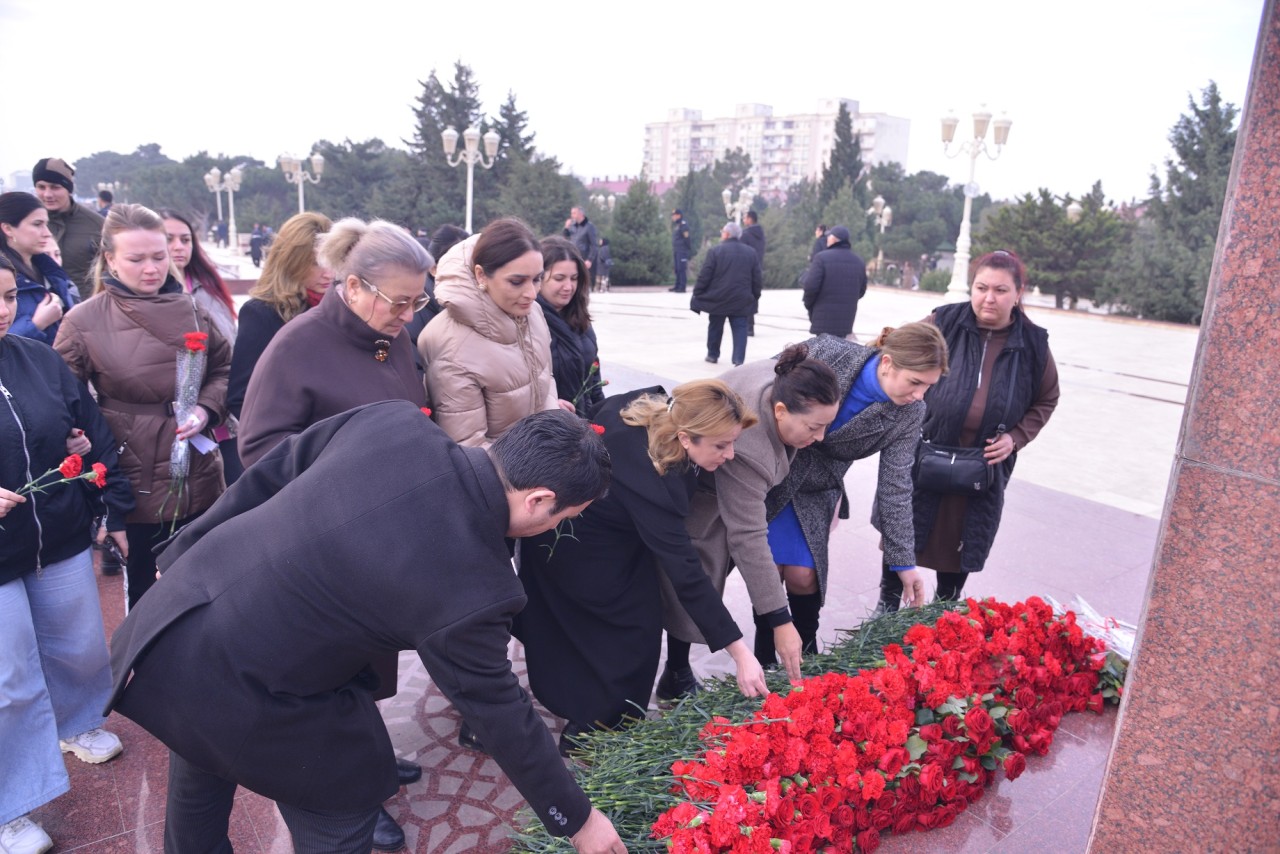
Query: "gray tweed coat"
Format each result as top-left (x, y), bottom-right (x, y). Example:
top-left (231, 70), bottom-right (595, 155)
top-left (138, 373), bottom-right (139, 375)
top-left (764, 335), bottom-right (924, 603)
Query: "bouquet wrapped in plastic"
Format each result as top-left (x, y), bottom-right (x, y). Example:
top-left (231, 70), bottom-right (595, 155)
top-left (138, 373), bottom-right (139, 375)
top-left (160, 331), bottom-right (208, 529)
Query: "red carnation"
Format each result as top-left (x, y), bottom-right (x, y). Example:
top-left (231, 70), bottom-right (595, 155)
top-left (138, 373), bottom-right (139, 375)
top-left (59, 454), bottom-right (83, 478)
top-left (89, 463), bottom-right (107, 489)
top-left (590, 423), bottom-right (605, 435)
top-left (183, 331), bottom-right (209, 352)
top-left (420, 407), bottom-right (433, 417)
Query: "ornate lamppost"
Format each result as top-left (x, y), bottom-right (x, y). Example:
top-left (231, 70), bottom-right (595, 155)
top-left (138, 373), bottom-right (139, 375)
top-left (278, 153), bottom-right (325, 214)
top-left (866, 193), bottom-right (893, 284)
top-left (941, 106), bottom-right (1011, 301)
top-left (721, 186), bottom-right (751, 224)
top-left (203, 166), bottom-right (243, 250)
top-left (442, 126), bottom-right (500, 234)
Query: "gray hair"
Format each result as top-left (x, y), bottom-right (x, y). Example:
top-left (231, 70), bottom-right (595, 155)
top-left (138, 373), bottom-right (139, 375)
top-left (316, 218), bottom-right (432, 283)
top-left (722, 222), bottom-right (742, 240)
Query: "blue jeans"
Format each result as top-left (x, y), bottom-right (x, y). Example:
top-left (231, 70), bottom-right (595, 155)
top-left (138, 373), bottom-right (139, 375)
top-left (0, 549), bottom-right (112, 823)
top-left (707, 315), bottom-right (749, 365)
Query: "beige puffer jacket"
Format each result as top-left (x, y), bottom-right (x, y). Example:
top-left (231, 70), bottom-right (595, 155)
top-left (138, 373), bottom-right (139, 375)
top-left (420, 234), bottom-right (557, 447)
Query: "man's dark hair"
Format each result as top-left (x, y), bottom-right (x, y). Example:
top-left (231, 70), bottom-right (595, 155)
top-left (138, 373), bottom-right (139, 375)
top-left (490, 410), bottom-right (611, 511)
top-left (744, 210), bottom-right (758, 224)
top-left (98, 189), bottom-right (114, 204)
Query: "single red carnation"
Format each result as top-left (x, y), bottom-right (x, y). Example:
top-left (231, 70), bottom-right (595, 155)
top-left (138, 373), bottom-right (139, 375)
top-left (59, 454), bottom-right (83, 478)
top-left (89, 462), bottom-right (108, 489)
top-left (420, 407), bottom-right (433, 417)
top-left (183, 331), bottom-right (209, 352)
top-left (590, 424), bottom-right (605, 435)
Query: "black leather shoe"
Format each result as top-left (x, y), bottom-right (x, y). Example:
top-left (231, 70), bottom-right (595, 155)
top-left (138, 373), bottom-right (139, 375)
top-left (395, 758), bottom-right (421, 786)
top-left (704, 356), bottom-right (718, 364)
top-left (371, 806), bottom-right (405, 852)
top-left (558, 721), bottom-right (593, 758)
top-left (458, 722), bottom-right (487, 753)
top-left (656, 663), bottom-right (702, 703)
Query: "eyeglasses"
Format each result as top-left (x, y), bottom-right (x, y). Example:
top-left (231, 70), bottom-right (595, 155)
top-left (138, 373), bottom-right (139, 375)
top-left (359, 277), bottom-right (431, 313)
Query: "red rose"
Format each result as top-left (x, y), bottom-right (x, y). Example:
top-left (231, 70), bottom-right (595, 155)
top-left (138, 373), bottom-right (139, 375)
top-left (89, 463), bottom-right (107, 489)
top-left (964, 706), bottom-right (995, 741)
top-left (833, 804), bottom-right (856, 828)
top-left (941, 715), bottom-right (964, 738)
top-left (59, 454), bottom-right (83, 478)
top-left (856, 829), bottom-right (881, 852)
top-left (918, 762), bottom-right (945, 798)
top-left (1003, 752), bottom-right (1027, 781)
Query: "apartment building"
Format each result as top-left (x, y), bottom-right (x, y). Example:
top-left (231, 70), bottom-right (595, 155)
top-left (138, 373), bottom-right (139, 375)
top-left (642, 98), bottom-right (909, 202)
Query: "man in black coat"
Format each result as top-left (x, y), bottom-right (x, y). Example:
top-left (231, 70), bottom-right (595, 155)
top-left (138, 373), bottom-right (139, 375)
top-left (802, 225), bottom-right (868, 340)
top-left (563, 206), bottom-right (599, 288)
top-left (670, 209), bottom-right (692, 292)
top-left (105, 403), bottom-right (626, 854)
top-left (740, 210), bottom-right (766, 336)
top-left (691, 222), bottom-right (762, 366)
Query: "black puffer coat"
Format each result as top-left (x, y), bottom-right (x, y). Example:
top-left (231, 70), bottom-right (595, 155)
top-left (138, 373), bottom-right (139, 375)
top-left (691, 239), bottom-right (762, 317)
top-left (802, 241), bottom-right (867, 337)
top-left (0, 334), bottom-right (135, 583)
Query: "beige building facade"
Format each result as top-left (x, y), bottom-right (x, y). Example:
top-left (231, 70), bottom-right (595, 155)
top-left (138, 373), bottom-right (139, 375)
top-left (642, 98), bottom-right (910, 202)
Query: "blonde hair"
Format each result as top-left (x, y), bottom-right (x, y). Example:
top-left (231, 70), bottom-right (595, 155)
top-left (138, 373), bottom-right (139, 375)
top-left (92, 203), bottom-right (168, 294)
top-left (871, 322), bottom-right (950, 375)
top-left (621, 379), bottom-right (758, 475)
top-left (248, 212), bottom-right (332, 322)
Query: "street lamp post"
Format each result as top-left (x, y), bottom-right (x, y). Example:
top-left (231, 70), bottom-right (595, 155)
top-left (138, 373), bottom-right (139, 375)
top-left (866, 193), bottom-right (893, 284)
top-left (442, 126), bottom-right (500, 234)
top-left (278, 153), bottom-right (325, 214)
top-left (721, 186), bottom-right (751, 224)
top-left (203, 167), bottom-right (243, 250)
top-left (941, 106), bottom-right (1011, 301)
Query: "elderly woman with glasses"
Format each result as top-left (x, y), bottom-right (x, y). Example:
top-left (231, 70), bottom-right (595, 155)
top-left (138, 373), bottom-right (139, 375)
top-left (238, 218), bottom-right (433, 468)
top-left (235, 216), bottom-right (434, 851)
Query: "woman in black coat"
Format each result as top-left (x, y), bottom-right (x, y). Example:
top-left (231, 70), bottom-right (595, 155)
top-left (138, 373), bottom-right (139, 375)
top-left (514, 381), bottom-right (767, 751)
top-left (536, 237), bottom-right (604, 419)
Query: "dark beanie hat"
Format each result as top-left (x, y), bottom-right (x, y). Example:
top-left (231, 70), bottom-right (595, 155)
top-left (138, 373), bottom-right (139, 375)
top-left (0, 191), bottom-right (45, 229)
top-left (33, 158), bottom-right (76, 193)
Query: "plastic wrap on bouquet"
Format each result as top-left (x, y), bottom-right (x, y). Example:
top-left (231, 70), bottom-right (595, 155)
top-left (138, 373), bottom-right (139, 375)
top-left (159, 332), bottom-right (208, 528)
top-left (1044, 594), bottom-right (1136, 661)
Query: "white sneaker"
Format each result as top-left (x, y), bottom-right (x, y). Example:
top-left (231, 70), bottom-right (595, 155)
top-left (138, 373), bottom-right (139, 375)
top-left (0, 816), bottom-right (53, 854)
top-left (59, 727), bottom-right (123, 764)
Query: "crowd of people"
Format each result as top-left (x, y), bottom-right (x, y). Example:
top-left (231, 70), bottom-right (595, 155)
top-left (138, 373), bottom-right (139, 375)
top-left (0, 153), bottom-right (1058, 854)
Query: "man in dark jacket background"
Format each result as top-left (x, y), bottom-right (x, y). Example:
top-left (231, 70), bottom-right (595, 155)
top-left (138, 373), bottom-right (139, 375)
top-left (802, 225), bottom-right (868, 340)
top-left (691, 222), bottom-right (761, 366)
top-left (32, 157), bottom-right (103, 295)
top-left (670, 209), bottom-right (692, 292)
top-left (563, 206), bottom-right (599, 288)
top-left (740, 210), bottom-right (765, 336)
top-left (105, 404), bottom-right (626, 854)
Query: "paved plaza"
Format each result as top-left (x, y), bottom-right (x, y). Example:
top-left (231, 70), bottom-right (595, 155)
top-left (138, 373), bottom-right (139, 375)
top-left (36, 271), bottom-right (1195, 852)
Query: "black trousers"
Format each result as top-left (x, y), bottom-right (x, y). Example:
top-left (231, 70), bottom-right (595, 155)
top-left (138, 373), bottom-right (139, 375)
top-left (165, 750), bottom-right (378, 854)
top-left (673, 256), bottom-right (689, 291)
top-left (125, 516), bottom-right (197, 611)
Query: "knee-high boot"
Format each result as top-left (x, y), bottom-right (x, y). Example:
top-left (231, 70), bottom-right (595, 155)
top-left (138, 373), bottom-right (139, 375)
top-left (788, 592), bottom-right (822, 655)
top-left (878, 562), bottom-right (903, 614)
top-left (752, 611), bottom-right (776, 667)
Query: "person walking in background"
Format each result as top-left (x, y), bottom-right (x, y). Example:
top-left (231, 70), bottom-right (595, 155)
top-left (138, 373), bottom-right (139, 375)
top-left (802, 225), bottom-right (868, 341)
top-left (761, 323), bottom-right (947, 662)
top-left (31, 158), bottom-right (102, 295)
top-left (515, 381), bottom-right (768, 752)
top-left (740, 210), bottom-right (765, 337)
top-left (563, 206), bottom-right (599, 290)
top-left (95, 189), bottom-right (113, 217)
top-left (690, 222), bottom-right (761, 367)
top-left (161, 210), bottom-right (242, 482)
top-left (214, 219), bottom-right (229, 249)
top-left (537, 237), bottom-right (605, 419)
top-left (809, 224), bottom-right (828, 262)
top-left (420, 218), bottom-right (563, 447)
top-left (53, 204), bottom-right (230, 613)
top-left (248, 224), bottom-right (265, 268)
top-left (670, 208), bottom-right (692, 293)
top-left (0, 255), bottom-right (136, 854)
top-left (595, 237), bottom-right (612, 292)
top-left (882, 249), bottom-right (1059, 610)
top-left (0, 192), bottom-right (77, 345)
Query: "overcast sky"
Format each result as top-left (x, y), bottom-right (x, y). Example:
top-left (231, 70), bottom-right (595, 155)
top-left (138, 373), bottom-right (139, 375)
top-left (0, 0), bottom-right (1262, 205)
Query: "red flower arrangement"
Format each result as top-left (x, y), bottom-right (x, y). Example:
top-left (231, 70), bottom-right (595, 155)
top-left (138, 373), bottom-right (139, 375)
top-left (651, 597), bottom-right (1120, 853)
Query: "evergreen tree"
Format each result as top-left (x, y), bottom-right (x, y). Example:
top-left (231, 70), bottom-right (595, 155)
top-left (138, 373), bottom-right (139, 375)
top-left (491, 156), bottom-right (577, 238)
top-left (610, 179), bottom-right (668, 285)
top-left (408, 62), bottom-right (493, 230)
top-left (818, 102), bottom-right (865, 211)
top-left (495, 90), bottom-right (536, 160)
top-left (1097, 82), bottom-right (1238, 323)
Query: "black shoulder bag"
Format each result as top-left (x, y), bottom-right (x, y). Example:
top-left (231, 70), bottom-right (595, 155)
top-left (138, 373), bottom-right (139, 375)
top-left (913, 353), bottom-right (1019, 495)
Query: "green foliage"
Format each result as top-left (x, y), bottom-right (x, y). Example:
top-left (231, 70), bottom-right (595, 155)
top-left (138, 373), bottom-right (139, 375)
top-left (663, 147), bottom-right (754, 255)
top-left (308, 138), bottom-right (416, 224)
top-left (1096, 82), bottom-right (1238, 324)
top-left (976, 183), bottom-right (1130, 308)
top-left (408, 61), bottom-right (495, 229)
top-left (818, 101), bottom-right (865, 211)
top-left (610, 179), bottom-right (669, 285)
top-left (491, 156), bottom-right (577, 238)
top-left (920, 270), bottom-right (951, 293)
